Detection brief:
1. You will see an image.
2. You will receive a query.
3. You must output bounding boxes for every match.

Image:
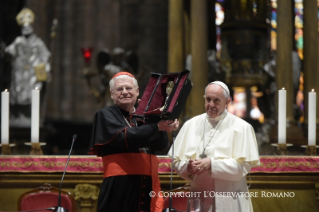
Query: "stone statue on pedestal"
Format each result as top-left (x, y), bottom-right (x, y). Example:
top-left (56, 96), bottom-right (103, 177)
top-left (3, 8), bottom-right (51, 127)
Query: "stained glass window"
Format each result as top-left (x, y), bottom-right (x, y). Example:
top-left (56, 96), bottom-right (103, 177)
top-left (270, 0), bottom-right (319, 60)
top-left (215, 0), bottom-right (224, 59)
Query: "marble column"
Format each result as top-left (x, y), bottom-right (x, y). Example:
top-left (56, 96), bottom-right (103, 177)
top-left (303, 0), bottom-right (318, 124)
top-left (190, 0), bottom-right (209, 117)
top-left (276, 0), bottom-right (294, 122)
top-left (168, 0), bottom-right (184, 74)
top-left (167, 0), bottom-right (193, 128)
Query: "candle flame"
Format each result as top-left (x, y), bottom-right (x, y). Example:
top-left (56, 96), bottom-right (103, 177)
top-left (282, 87), bottom-right (285, 90)
top-left (4, 89), bottom-right (8, 92)
top-left (35, 87), bottom-right (39, 90)
top-left (312, 89), bottom-right (315, 92)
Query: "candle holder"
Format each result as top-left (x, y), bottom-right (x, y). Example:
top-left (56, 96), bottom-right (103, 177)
top-left (24, 142), bottom-right (46, 155)
top-left (271, 143), bottom-right (293, 155)
top-left (301, 145), bottom-right (319, 156)
top-left (0, 144), bottom-right (15, 155)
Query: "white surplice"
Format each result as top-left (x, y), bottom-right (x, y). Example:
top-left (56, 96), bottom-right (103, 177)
top-left (168, 110), bottom-right (260, 212)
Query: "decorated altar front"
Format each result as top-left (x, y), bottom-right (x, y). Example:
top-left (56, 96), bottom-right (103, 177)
top-left (0, 155), bottom-right (318, 212)
top-left (1, 155), bottom-right (319, 173)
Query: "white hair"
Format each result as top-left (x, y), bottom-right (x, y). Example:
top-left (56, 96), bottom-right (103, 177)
top-left (109, 75), bottom-right (138, 91)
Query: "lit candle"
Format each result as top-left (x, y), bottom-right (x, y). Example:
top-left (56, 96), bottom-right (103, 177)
top-left (308, 89), bottom-right (316, 146)
top-left (31, 88), bottom-right (40, 143)
top-left (278, 88), bottom-right (286, 144)
top-left (1, 89), bottom-right (9, 144)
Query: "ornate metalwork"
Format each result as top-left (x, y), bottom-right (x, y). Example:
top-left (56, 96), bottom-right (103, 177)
top-left (305, 145), bottom-right (317, 156)
top-left (221, 0), bottom-right (270, 87)
top-left (274, 143), bottom-right (288, 155)
top-left (30, 143), bottom-right (43, 155)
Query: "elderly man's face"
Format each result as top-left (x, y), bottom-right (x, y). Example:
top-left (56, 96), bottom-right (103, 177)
top-left (204, 84), bottom-right (230, 118)
top-left (111, 77), bottom-right (139, 111)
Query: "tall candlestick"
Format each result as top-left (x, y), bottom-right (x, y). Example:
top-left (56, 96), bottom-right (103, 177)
top-left (1, 89), bottom-right (9, 144)
top-left (31, 88), bottom-right (40, 143)
top-left (308, 89), bottom-right (316, 146)
top-left (278, 88), bottom-right (286, 144)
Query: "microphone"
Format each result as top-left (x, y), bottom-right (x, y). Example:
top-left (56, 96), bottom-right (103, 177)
top-left (162, 132), bottom-right (177, 212)
top-left (54, 134), bottom-right (77, 212)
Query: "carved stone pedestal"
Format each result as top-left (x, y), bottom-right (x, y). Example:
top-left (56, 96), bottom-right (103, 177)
top-left (74, 184), bottom-right (99, 212)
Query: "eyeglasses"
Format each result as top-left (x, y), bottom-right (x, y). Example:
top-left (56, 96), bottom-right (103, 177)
top-left (112, 86), bottom-right (135, 94)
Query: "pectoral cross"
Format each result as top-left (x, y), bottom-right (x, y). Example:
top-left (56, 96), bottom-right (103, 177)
top-left (199, 152), bottom-right (207, 159)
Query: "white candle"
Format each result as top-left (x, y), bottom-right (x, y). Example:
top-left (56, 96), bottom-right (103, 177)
top-left (308, 89), bottom-right (316, 146)
top-left (1, 89), bottom-right (9, 144)
top-left (278, 88), bottom-right (286, 144)
top-left (31, 88), bottom-right (40, 143)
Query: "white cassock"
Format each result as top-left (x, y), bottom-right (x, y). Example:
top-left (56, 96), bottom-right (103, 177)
top-left (168, 110), bottom-right (260, 212)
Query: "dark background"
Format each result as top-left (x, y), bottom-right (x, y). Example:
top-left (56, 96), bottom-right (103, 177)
top-left (0, 0), bottom-right (169, 155)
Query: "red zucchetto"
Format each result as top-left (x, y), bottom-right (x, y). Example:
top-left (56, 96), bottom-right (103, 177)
top-left (112, 72), bottom-right (135, 79)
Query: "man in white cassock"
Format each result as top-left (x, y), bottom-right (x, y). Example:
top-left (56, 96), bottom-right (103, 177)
top-left (168, 81), bottom-right (260, 212)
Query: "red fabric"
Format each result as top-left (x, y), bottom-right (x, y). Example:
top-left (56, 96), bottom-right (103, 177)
top-left (20, 192), bottom-right (72, 212)
top-left (135, 74), bottom-right (180, 115)
top-left (102, 153), bottom-right (163, 212)
top-left (250, 156), bottom-right (319, 173)
top-left (167, 73), bottom-right (188, 112)
top-left (135, 76), bottom-right (161, 115)
top-left (1, 156), bottom-right (319, 173)
top-left (111, 71), bottom-right (134, 79)
top-left (0, 156), bottom-right (104, 173)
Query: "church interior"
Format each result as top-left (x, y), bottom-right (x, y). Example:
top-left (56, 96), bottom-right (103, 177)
top-left (0, 0), bottom-right (319, 211)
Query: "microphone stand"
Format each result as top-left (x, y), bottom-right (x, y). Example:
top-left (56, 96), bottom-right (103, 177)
top-left (21, 207), bottom-right (56, 212)
top-left (53, 134), bottom-right (77, 212)
top-left (162, 132), bottom-right (177, 212)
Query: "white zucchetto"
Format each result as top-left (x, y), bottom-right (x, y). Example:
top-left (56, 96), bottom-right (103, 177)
top-left (209, 81), bottom-right (230, 96)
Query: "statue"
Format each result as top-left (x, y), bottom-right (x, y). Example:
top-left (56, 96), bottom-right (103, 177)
top-left (2, 8), bottom-right (51, 127)
top-left (81, 47), bottom-right (144, 108)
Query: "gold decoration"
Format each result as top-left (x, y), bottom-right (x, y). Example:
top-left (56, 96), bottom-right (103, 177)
top-left (74, 184), bottom-right (99, 212)
top-left (158, 162), bottom-right (171, 168)
top-left (0, 157), bottom-right (104, 171)
top-left (30, 143), bottom-right (43, 155)
top-left (1, 144), bottom-right (12, 155)
top-left (274, 143), bottom-right (288, 155)
top-left (160, 81), bottom-right (174, 111)
top-left (16, 8), bottom-right (35, 26)
top-left (34, 64), bottom-right (47, 82)
top-left (305, 146), bottom-right (317, 156)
